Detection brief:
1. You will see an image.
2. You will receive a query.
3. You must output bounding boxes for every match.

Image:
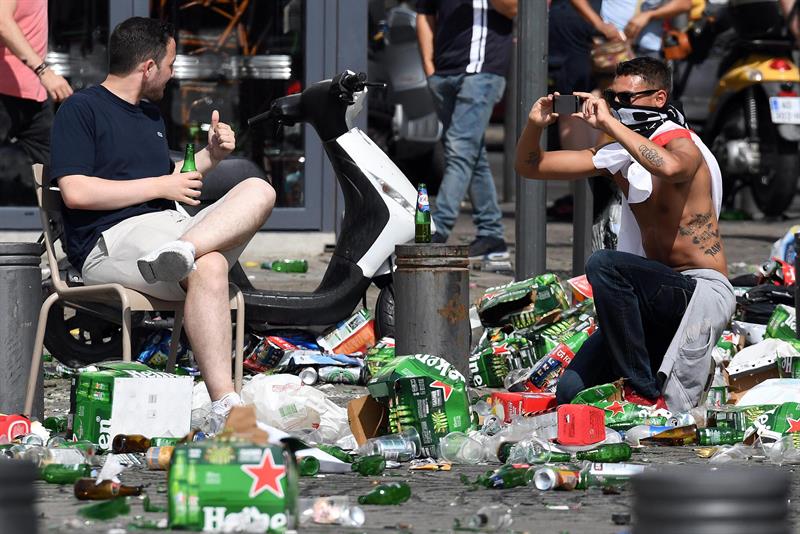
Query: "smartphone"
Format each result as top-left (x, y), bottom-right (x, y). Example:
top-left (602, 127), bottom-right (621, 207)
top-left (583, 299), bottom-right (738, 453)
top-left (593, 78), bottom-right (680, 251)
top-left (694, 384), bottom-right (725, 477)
top-left (553, 94), bottom-right (581, 116)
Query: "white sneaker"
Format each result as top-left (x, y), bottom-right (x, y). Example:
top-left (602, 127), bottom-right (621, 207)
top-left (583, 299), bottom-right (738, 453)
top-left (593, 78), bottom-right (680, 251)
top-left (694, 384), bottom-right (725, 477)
top-left (137, 240), bottom-right (196, 283)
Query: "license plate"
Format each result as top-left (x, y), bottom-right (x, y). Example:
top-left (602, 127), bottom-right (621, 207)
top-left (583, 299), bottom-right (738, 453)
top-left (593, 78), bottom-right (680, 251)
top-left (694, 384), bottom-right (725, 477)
top-left (769, 97), bottom-right (800, 124)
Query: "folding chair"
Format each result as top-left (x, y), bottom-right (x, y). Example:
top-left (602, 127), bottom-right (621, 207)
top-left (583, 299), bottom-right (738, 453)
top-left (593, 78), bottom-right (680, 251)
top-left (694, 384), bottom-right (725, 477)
top-left (24, 164), bottom-right (245, 416)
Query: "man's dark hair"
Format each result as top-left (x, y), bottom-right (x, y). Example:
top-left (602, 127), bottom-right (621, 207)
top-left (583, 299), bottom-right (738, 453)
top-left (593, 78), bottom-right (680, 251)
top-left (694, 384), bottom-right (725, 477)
top-left (109, 17), bottom-right (175, 75)
top-left (615, 57), bottom-right (672, 94)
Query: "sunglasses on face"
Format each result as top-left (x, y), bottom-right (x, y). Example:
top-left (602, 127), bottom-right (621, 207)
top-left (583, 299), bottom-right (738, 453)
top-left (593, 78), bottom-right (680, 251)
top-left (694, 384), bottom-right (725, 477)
top-left (603, 88), bottom-right (659, 106)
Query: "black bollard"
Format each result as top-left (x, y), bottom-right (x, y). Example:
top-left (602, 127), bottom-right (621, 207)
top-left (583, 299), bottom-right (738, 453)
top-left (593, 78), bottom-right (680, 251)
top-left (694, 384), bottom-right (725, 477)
top-left (632, 466), bottom-right (791, 534)
top-left (394, 244), bottom-right (470, 379)
top-left (0, 242), bottom-right (43, 419)
top-left (0, 455), bottom-right (38, 534)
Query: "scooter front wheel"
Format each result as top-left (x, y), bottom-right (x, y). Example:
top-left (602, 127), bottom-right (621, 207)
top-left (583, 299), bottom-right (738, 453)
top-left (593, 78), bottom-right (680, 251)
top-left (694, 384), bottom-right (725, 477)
top-left (375, 283), bottom-right (395, 339)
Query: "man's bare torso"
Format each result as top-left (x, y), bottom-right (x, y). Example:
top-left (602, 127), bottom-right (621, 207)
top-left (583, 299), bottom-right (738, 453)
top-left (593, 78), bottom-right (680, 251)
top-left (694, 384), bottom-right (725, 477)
top-left (610, 138), bottom-right (729, 276)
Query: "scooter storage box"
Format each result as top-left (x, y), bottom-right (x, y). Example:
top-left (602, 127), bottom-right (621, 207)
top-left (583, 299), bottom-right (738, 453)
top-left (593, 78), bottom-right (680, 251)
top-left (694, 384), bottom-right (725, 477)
top-left (728, 0), bottom-right (785, 39)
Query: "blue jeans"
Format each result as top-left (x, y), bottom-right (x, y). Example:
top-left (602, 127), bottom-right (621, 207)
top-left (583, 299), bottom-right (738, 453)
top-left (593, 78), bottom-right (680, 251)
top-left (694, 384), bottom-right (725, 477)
top-left (427, 73), bottom-right (505, 239)
top-left (555, 250), bottom-right (697, 403)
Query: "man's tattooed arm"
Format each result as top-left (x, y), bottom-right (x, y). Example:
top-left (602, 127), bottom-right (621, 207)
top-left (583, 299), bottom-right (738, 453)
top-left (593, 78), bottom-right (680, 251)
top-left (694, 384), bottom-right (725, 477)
top-left (638, 145), bottom-right (664, 168)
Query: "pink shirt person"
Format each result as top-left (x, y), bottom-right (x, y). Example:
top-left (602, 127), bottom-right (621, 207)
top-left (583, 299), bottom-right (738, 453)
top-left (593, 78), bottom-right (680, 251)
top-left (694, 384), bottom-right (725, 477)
top-left (0, 0), bottom-right (47, 102)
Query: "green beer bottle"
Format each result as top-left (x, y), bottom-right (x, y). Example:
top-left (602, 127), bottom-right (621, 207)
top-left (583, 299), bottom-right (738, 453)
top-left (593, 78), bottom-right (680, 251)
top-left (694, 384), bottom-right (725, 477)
top-left (186, 462), bottom-right (201, 526)
top-left (351, 454), bottom-right (386, 476)
top-left (299, 456), bottom-right (320, 476)
top-left (78, 497), bottom-right (131, 520)
top-left (265, 259), bottom-right (309, 273)
top-left (43, 415), bottom-right (67, 433)
top-left (575, 443), bottom-right (632, 463)
top-left (415, 183), bottom-right (431, 243)
top-left (180, 143), bottom-right (197, 173)
top-left (316, 444), bottom-right (354, 463)
top-left (357, 482), bottom-right (411, 505)
top-left (41, 463), bottom-right (90, 484)
top-left (489, 464), bottom-right (534, 489)
top-left (697, 427), bottom-right (745, 445)
top-left (169, 450), bottom-right (188, 525)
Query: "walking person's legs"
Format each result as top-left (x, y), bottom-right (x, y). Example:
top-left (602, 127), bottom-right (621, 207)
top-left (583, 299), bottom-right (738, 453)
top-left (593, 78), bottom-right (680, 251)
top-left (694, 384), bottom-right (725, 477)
top-left (427, 73), bottom-right (505, 241)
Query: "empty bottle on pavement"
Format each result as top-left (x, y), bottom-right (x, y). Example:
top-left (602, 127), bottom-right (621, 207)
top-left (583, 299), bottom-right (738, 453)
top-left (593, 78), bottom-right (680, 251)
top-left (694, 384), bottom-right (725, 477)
top-left (358, 482), bottom-right (411, 505)
top-left (74, 478), bottom-right (143, 500)
top-left (465, 504), bottom-right (513, 530)
top-left (351, 454), bottom-right (386, 476)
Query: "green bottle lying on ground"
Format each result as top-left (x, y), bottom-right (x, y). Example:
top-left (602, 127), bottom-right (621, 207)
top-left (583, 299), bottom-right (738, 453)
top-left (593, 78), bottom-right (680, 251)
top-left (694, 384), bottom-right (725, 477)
top-left (358, 482), bottom-right (411, 505)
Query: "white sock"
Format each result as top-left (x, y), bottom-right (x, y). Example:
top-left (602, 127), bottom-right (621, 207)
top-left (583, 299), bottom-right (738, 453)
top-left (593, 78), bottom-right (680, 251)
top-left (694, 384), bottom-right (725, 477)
top-left (210, 392), bottom-right (244, 417)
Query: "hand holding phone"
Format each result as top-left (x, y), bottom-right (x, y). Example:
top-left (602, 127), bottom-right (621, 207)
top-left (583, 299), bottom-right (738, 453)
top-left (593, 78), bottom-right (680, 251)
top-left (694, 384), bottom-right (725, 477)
top-left (553, 94), bottom-right (581, 116)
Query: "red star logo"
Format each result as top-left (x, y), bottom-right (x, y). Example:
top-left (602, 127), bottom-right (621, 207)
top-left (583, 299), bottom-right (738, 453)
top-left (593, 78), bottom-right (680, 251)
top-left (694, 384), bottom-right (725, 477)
top-left (787, 417), bottom-right (800, 433)
top-left (431, 380), bottom-right (453, 401)
top-left (492, 343), bottom-right (510, 356)
top-left (241, 449), bottom-right (286, 499)
top-left (604, 401), bottom-right (625, 415)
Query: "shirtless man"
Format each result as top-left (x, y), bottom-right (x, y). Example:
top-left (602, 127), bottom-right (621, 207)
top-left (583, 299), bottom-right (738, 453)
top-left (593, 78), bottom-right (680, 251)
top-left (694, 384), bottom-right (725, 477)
top-left (515, 57), bottom-right (735, 411)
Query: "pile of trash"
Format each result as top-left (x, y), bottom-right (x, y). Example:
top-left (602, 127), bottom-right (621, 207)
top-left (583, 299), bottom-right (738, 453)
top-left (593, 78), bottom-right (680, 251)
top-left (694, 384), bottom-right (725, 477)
top-left (6, 227), bottom-right (800, 532)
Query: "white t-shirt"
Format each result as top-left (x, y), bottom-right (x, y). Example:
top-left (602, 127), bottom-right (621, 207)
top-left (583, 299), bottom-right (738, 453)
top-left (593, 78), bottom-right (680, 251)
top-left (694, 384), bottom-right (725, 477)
top-left (601, 0), bottom-right (666, 52)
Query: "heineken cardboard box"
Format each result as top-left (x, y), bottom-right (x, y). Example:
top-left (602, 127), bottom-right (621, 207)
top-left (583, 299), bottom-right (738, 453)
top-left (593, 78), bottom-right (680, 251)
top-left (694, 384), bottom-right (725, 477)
top-left (70, 361), bottom-right (193, 452)
top-left (367, 354), bottom-right (470, 457)
top-left (169, 407), bottom-right (298, 532)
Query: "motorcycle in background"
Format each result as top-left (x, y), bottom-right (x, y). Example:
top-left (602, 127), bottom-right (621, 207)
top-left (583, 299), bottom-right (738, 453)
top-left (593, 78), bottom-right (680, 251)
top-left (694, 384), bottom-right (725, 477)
top-left (367, 0), bottom-right (444, 193)
top-left (673, 0), bottom-right (800, 216)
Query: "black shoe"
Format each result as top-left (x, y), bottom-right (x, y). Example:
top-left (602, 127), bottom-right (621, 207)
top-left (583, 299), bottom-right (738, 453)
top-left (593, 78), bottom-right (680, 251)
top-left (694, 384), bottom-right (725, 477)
top-left (468, 236), bottom-right (509, 260)
top-left (431, 232), bottom-right (447, 243)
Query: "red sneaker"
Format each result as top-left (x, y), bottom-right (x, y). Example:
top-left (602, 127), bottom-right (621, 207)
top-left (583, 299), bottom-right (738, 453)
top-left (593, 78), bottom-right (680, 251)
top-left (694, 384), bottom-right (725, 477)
top-left (623, 385), bottom-right (668, 411)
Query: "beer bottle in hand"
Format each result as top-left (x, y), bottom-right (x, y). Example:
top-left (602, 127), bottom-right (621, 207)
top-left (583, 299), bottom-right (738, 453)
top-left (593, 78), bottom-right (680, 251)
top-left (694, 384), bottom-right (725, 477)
top-left (415, 183), bottom-right (431, 243)
top-left (180, 143), bottom-right (197, 173)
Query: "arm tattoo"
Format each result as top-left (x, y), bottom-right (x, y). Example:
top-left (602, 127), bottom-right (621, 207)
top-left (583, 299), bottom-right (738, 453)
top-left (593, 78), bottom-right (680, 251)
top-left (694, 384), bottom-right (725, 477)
top-left (678, 212), bottom-right (722, 257)
top-left (638, 145), bottom-right (664, 168)
top-left (525, 151), bottom-right (540, 167)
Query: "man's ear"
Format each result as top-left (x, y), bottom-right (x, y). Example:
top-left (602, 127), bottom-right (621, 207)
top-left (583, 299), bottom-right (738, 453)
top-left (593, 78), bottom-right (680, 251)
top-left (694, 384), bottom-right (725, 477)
top-left (656, 89), bottom-right (668, 108)
top-left (142, 58), bottom-right (156, 78)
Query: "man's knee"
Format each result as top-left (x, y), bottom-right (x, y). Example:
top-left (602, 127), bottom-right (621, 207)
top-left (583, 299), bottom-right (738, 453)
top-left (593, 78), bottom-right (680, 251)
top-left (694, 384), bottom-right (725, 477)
top-left (243, 177), bottom-right (275, 215)
top-left (585, 249), bottom-right (618, 280)
top-left (193, 251), bottom-right (229, 281)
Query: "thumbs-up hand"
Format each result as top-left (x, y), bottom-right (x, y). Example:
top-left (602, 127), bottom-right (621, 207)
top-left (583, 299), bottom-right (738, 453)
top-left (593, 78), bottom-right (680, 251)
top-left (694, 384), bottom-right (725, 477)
top-left (207, 109), bottom-right (236, 163)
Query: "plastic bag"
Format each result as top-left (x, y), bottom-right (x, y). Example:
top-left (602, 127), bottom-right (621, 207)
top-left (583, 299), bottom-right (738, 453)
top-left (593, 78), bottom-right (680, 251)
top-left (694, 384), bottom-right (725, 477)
top-left (241, 374), bottom-right (351, 444)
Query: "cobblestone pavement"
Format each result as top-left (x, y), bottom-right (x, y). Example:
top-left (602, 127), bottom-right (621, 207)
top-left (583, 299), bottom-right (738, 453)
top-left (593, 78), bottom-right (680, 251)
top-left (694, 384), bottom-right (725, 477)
top-left (33, 202), bottom-right (800, 533)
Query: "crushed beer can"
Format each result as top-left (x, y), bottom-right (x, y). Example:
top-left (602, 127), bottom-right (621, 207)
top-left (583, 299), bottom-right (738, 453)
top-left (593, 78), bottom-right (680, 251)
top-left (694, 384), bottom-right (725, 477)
top-left (744, 401), bottom-right (800, 444)
top-left (317, 309), bottom-right (376, 355)
top-left (468, 327), bottom-right (536, 388)
top-left (707, 404), bottom-right (777, 432)
top-left (477, 274), bottom-right (570, 329)
top-left (364, 337), bottom-right (396, 379)
top-left (589, 400), bottom-right (670, 431)
top-left (766, 305), bottom-right (800, 351)
top-left (244, 336), bottom-right (301, 374)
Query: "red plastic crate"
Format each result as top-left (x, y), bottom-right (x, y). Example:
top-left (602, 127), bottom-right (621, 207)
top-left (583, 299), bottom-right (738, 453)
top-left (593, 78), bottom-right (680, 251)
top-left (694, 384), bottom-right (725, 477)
top-left (557, 404), bottom-right (605, 445)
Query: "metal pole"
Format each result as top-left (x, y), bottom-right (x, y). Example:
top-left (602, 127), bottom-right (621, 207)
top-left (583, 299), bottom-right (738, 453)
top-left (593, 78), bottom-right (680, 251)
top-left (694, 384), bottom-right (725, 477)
top-left (572, 180), bottom-right (593, 276)
top-left (394, 244), bottom-right (471, 379)
top-left (502, 23), bottom-right (518, 203)
top-left (515, 2), bottom-right (548, 279)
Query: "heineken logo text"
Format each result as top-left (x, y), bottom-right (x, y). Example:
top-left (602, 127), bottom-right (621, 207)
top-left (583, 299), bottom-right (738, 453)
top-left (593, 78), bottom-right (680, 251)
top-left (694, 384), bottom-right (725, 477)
top-left (203, 506), bottom-right (287, 532)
